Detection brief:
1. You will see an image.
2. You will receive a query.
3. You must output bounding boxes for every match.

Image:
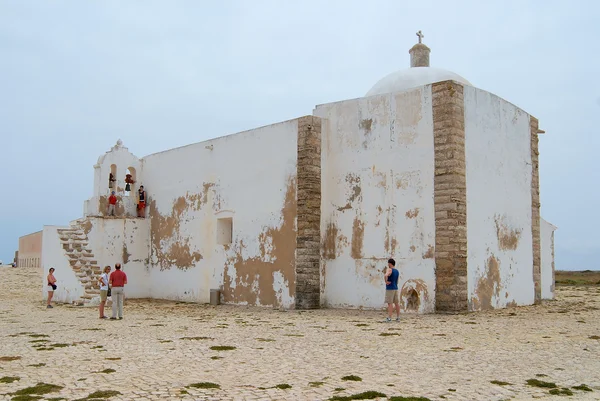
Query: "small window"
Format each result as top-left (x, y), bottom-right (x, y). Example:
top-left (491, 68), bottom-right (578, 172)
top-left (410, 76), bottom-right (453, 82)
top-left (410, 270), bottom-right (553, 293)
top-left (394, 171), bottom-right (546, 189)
top-left (217, 217), bottom-right (233, 245)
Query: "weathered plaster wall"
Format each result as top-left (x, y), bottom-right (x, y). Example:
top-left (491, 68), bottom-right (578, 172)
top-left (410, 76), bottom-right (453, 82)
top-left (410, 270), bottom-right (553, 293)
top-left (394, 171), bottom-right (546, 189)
top-left (464, 86), bottom-right (534, 310)
top-left (314, 86), bottom-right (436, 311)
top-left (82, 217), bottom-right (150, 298)
top-left (540, 218), bottom-right (557, 300)
top-left (41, 226), bottom-right (84, 303)
top-left (85, 141), bottom-right (143, 218)
top-left (18, 230), bottom-right (43, 267)
top-left (141, 119), bottom-right (299, 307)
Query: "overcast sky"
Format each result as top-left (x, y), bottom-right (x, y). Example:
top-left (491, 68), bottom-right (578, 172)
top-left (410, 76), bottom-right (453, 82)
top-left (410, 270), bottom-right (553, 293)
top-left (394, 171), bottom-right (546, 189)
top-left (1, 0), bottom-right (598, 270)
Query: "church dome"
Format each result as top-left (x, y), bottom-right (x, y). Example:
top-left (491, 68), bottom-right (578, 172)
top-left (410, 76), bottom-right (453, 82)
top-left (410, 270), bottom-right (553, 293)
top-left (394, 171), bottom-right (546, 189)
top-left (366, 67), bottom-right (471, 97)
top-left (365, 31), bottom-right (471, 97)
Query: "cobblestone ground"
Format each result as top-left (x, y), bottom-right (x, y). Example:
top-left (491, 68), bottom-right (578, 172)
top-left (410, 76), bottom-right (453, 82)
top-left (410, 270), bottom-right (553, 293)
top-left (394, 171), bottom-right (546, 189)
top-left (1, 267), bottom-right (599, 401)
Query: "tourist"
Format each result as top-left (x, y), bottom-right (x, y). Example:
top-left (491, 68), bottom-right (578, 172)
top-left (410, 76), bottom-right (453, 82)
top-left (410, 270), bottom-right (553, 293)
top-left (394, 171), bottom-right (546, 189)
top-left (383, 258), bottom-right (400, 322)
top-left (98, 265), bottom-right (111, 319)
top-left (47, 267), bottom-right (57, 308)
top-left (107, 191), bottom-right (117, 216)
top-left (137, 186), bottom-right (146, 218)
top-left (109, 263), bottom-right (127, 320)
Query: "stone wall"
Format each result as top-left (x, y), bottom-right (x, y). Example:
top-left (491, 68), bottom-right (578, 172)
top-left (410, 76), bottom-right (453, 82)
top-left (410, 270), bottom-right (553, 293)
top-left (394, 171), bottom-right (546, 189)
top-left (530, 116), bottom-right (542, 303)
top-left (295, 116), bottom-right (322, 309)
top-left (432, 81), bottom-right (468, 312)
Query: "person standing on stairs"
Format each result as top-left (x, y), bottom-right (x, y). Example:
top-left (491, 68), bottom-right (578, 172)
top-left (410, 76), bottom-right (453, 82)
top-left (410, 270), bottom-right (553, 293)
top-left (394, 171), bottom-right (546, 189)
top-left (109, 263), bottom-right (127, 320)
top-left (47, 267), bottom-right (57, 308)
top-left (98, 265), bottom-right (111, 319)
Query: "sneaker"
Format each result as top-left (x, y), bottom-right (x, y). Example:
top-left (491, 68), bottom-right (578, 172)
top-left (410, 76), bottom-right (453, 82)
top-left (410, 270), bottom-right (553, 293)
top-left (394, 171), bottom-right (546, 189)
top-left (110, 317), bottom-right (117, 320)
top-left (395, 317), bottom-right (400, 321)
top-left (384, 317), bottom-right (392, 322)
top-left (46, 305), bottom-right (53, 309)
top-left (118, 317), bottom-right (123, 320)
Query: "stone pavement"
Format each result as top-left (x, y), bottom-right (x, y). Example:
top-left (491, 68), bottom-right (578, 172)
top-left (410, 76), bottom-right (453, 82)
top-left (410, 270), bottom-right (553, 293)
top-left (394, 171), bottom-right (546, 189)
top-left (1, 267), bottom-right (599, 401)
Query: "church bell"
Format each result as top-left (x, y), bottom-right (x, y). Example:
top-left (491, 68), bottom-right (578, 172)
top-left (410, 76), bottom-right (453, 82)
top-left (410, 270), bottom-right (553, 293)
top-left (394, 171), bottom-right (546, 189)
top-left (125, 183), bottom-right (131, 191)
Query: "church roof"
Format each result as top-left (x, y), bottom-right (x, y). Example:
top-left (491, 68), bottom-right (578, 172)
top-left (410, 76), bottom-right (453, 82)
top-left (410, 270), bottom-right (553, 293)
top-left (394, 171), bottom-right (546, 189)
top-left (366, 67), bottom-right (471, 97)
top-left (365, 31), bottom-right (471, 97)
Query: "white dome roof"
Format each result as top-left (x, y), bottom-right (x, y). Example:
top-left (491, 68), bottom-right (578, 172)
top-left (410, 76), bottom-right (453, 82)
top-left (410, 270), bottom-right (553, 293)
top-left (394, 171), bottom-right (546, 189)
top-left (366, 67), bottom-right (471, 97)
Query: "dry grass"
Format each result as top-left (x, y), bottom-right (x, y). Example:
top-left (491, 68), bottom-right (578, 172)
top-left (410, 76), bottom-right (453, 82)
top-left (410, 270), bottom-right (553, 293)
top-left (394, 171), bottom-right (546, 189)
top-left (555, 270), bottom-right (600, 286)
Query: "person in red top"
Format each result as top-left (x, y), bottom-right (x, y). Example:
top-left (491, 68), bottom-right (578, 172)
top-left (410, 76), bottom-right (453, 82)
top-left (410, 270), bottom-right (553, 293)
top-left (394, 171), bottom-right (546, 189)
top-left (107, 191), bottom-right (118, 216)
top-left (109, 263), bottom-right (127, 320)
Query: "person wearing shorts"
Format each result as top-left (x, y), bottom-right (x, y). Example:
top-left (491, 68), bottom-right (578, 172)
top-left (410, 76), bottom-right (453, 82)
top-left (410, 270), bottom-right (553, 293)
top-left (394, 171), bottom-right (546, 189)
top-left (98, 265), bottom-right (111, 319)
top-left (47, 267), bottom-right (57, 308)
top-left (384, 258), bottom-right (400, 322)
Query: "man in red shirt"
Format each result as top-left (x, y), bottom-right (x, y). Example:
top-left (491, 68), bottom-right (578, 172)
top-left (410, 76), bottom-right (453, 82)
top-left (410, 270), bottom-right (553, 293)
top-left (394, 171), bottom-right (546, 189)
top-left (107, 191), bottom-right (118, 216)
top-left (109, 263), bottom-right (127, 320)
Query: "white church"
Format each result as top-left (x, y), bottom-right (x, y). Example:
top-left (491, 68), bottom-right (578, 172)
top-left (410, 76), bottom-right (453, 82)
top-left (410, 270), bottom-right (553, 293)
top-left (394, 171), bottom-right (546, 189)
top-left (41, 33), bottom-right (557, 313)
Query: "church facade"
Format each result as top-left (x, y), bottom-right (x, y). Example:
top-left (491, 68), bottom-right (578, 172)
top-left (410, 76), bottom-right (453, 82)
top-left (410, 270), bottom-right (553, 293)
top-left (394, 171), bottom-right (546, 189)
top-left (41, 35), bottom-right (557, 313)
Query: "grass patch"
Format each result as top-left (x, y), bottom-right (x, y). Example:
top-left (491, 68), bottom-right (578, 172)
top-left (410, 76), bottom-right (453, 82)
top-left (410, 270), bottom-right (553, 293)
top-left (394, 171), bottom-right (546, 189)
top-left (0, 376), bottom-right (20, 383)
top-left (81, 328), bottom-right (103, 331)
top-left (48, 343), bottom-right (70, 348)
top-left (490, 380), bottom-right (512, 386)
top-left (158, 340), bottom-right (172, 343)
top-left (27, 363), bottom-right (45, 368)
top-left (526, 379), bottom-right (557, 388)
top-left (379, 332), bottom-right (400, 337)
top-left (210, 356), bottom-right (223, 360)
top-left (46, 398), bottom-right (67, 401)
top-left (97, 369), bottom-right (116, 374)
top-left (150, 324), bottom-right (165, 326)
top-left (389, 397), bottom-right (431, 401)
top-left (11, 382), bottom-right (63, 396)
top-left (555, 270), bottom-right (600, 286)
top-left (589, 335), bottom-right (600, 340)
top-left (105, 357), bottom-right (121, 361)
top-left (284, 334), bottom-right (304, 337)
top-left (91, 346), bottom-right (103, 349)
top-left (28, 340), bottom-right (49, 344)
top-left (73, 390), bottom-right (121, 400)
top-left (209, 346), bottom-right (236, 351)
top-left (355, 324), bottom-right (369, 327)
top-left (310, 381), bottom-right (325, 387)
top-left (27, 334), bottom-right (49, 338)
top-left (341, 375), bottom-right (362, 382)
top-left (572, 384), bottom-right (593, 392)
top-left (549, 388), bottom-right (573, 396)
top-left (275, 384), bottom-right (292, 389)
top-left (256, 338), bottom-right (275, 342)
top-left (329, 391), bottom-right (387, 400)
top-left (334, 387), bottom-right (345, 392)
top-left (187, 382), bottom-right (220, 389)
top-left (180, 336), bottom-right (213, 340)
top-left (0, 356), bottom-right (21, 362)
top-left (10, 396), bottom-right (43, 401)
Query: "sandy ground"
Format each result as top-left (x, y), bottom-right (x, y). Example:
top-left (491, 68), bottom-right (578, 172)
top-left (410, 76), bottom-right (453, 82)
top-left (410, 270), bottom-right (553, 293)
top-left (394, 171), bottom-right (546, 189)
top-left (1, 266), bottom-right (599, 401)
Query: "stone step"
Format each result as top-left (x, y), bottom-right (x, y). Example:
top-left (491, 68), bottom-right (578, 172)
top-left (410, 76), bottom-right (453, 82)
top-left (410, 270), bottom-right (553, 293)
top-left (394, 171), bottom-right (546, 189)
top-left (81, 295), bottom-right (92, 299)
top-left (87, 289), bottom-right (100, 295)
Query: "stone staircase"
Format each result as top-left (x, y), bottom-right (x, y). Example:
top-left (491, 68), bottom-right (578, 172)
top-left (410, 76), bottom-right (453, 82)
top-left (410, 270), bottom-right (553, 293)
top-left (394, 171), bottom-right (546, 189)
top-left (58, 222), bottom-right (101, 305)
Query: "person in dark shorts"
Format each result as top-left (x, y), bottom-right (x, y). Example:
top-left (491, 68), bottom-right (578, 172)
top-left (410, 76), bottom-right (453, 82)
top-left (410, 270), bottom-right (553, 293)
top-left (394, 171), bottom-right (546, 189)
top-left (384, 258), bottom-right (400, 322)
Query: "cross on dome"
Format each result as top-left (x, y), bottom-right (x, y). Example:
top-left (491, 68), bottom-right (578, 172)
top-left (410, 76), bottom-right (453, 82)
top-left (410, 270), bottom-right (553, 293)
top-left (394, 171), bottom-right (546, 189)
top-left (416, 30), bottom-right (424, 44)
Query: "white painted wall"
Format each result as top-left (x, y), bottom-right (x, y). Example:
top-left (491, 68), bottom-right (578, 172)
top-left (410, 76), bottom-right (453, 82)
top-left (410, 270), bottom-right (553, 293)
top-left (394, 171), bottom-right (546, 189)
top-left (41, 225), bottom-right (85, 304)
top-left (541, 218), bottom-right (557, 300)
top-left (141, 119), bottom-right (299, 306)
top-left (314, 86), bottom-right (436, 312)
top-left (464, 86), bottom-right (534, 310)
top-left (83, 217), bottom-right (151, 298)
